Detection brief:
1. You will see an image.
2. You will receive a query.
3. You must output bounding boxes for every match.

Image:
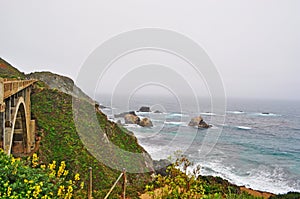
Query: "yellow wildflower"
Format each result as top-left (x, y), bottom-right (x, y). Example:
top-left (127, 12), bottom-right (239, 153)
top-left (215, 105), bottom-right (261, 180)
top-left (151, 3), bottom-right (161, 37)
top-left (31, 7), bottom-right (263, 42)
top-left (80, 181), bottom-right (84, 189)
top-left (33, 185), bottom-right (42, 198)
top-left (40, 164), bottom-right (46, 170)
top-left (74, 173), bottom-right (80, 181)
top-left (32, 153), bottom-right (39, 167)
top-left (57, 161), bottom-right (66, 178)
top-left (7, 186), bottom-right (12, 196)
top-left (11, 157), bottom-right (16, 165)
top-left (57, 185), bottom-right (64, 196)
top-left (63, 170), bottom-right (69, 176)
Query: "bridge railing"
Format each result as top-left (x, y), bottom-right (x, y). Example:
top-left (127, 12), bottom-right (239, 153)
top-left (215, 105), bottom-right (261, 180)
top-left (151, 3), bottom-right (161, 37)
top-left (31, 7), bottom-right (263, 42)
top-left (2, 79), bottom-right (37, 99)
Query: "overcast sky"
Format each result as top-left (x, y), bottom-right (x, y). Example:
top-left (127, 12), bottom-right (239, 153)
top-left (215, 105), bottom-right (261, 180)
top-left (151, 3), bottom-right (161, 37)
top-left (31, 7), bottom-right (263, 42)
top-left (0, 0), bottom-right (299, 100)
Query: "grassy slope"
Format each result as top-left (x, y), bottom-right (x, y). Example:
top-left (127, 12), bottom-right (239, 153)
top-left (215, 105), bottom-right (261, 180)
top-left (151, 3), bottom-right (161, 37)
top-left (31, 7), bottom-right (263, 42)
top-left (0, 58), bottom-right (152, 198)
top-left (1, 58), bottom-right (299, 198)
top-left (31, 88), bottom-right (152, 198)
top-left (0, 58), bottom-right (25, 79)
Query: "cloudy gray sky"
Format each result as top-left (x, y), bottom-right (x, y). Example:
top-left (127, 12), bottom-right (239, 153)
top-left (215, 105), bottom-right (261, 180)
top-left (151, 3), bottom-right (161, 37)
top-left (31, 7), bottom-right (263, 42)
top-left (1, 0), bottom-right (299, 100)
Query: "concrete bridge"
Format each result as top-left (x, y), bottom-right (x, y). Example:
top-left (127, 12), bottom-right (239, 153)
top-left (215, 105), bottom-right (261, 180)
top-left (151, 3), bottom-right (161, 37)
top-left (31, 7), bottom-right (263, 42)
top-left (0, 78), bottom-right (37, 156)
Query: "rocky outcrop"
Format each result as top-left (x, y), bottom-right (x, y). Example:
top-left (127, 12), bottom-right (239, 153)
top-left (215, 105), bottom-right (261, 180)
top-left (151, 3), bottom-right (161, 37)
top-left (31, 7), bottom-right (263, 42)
top-left (27, 71), bottom-right (92, 102)
top-left (188, 116), bottom-right (211, 128)
top-left (139, 118), bottom-right (153, 127)
top-left (154, 110), bottom-right (163, 113)
top-left (198, 120), bottom-right (211, 128)
top-left (124, 114), bottom-right (140, 124)
top-left (138, 106), bottom-right (151, 112)
top-left (120, 112), bottom-right (153, 127)
top-left (153, 159), bottom-right (172, 176)
top-left (188, 116), bottom-right (203, 126)
top-left (114, 111), bottom-right (136, 118)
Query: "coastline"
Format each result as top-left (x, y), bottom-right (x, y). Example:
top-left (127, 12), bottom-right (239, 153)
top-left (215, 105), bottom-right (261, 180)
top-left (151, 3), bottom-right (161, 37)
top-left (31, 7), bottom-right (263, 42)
top-left (140, 184), bottom-right (275, 199)
top-left (240, 186), bottom-right (274, 199)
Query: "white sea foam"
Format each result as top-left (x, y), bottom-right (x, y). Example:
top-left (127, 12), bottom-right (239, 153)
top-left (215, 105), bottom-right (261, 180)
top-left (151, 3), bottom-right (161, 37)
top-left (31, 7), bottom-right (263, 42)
top-left (164, 121), bottom-right (186, 126)
top-left (227, 111), bottom-right (245, 114)
top-left (166, 113), bottom-right (189, 118)
top-left (258, 112), bottom-right (280, 117)
top-left (200, 112), bottom-right (217, 116)
top-left (136, 112), bottom-right (150, 116)
top-left (199, 161), bottom-right (300, 194)
top-left (123, 124), bottom-right (141, 128)
top-left (236, 126), bottom-right (252, 130)
top-left (249, 112), bottom-right (280, 117)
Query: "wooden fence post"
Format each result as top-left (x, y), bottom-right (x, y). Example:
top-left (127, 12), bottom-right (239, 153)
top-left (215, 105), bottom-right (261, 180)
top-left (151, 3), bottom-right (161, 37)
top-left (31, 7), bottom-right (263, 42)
top-left (122, 168), bottom-right (126, 199)
top-left (88, 167), bottom-right (92, 199)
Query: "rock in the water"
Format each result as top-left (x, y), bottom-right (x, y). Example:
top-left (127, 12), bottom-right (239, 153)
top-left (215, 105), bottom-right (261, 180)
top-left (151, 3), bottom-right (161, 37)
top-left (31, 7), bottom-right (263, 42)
top-left (154, 110), bottom-right (162, 113)
top-left (99, 104), bottom-right (107, 109)
top-left (261, 112), bottom-right (270, 115)
top-left (139, 106), bottom-right (151, 112)
top-left (139, 117), bottom-right (153, 127)
top-left (114, 111), bottom-right (136, 118)
top-left (188, 116), bottom-right (203, 126)
top-left (116, 120), bottom-right (122, 125)
top-left (153, 159), bottom-right (172, 176)
top-left (188, 116), bottom-right (211, 128)
top-left (124, 114), bottom-right (140, 124)
top-left (198, 120), bottom-right (211, 128)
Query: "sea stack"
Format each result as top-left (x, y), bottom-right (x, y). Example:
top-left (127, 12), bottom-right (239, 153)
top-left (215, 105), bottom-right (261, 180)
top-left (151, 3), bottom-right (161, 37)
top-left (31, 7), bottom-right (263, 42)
top-left (188, 116), bottom-right (211, 128)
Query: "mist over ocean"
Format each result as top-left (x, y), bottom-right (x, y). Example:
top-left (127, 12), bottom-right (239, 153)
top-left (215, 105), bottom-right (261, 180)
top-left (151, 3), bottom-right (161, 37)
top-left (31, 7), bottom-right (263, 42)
top-left (99, 95), bottom-right (300, 194)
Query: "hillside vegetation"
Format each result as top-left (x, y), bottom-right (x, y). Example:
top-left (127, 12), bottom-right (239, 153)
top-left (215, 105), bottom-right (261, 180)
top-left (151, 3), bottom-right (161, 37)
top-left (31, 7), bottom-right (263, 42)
top-left (0, 58), bottom-right (153, 198)
top-left (0, 58), bottom-right (25, 79)
top-left (1, 58), bottom-right (300, 198)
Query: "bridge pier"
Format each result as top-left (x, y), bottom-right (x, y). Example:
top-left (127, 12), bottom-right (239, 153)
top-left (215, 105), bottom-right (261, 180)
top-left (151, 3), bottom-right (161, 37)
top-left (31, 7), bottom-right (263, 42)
top-left (0, 78), bottom-right (36, 156)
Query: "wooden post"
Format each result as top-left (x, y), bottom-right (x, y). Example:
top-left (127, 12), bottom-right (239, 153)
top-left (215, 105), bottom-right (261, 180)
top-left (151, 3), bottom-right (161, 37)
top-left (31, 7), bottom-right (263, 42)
top-left (88, 167), bottom-right (92, 199)
top-left (122, 168), bottom-right (126, 199)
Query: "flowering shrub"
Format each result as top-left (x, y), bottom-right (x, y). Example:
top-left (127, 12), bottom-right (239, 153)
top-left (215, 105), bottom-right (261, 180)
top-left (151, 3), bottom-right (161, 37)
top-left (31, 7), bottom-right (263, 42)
top-left (0, 149), bottom-right (83, 198)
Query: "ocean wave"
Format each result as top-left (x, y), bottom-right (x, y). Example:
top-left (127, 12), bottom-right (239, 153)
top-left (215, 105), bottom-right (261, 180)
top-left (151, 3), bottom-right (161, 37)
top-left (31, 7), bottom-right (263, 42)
top-left (164, 121), bottom-right (186, 126)
top-left (199, 161), bottom-right (300, 194)
top-left (252, 112), bottom-right (281, 117)
top-left (210, 126), bottom-right (219, 130)
top-left (136, 112), bottom-right (150, 116)
top-left (227, 111), bottom-right (245, 114)
top-left (236, 126), bottom-right (252, 130)
top-left (123, 124), bottom-right (141, 128)
top-left (200, 112), bottom-right (217, 116)
top-left (166, 113), bottom-right (189, 118)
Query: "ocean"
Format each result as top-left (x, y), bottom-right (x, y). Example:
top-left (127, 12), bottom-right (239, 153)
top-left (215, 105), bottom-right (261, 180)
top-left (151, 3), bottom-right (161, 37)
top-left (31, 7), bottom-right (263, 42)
top-left (99, 95), bottom-right (300, 194)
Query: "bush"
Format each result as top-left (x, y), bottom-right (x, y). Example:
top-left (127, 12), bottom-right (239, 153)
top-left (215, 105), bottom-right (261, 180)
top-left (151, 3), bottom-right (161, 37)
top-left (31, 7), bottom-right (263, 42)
top-left (0, 150), bottom-right (83, 198)
top-left (144, 152), bottom-right (261, 199)
top-left (269, 192), bottom-right (300, 199)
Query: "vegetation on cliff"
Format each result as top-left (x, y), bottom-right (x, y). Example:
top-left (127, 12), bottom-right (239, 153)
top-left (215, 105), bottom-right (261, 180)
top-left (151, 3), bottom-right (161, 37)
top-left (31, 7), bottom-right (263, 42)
top-left (0, 150), bottom-right (83, 198)
top-left (0, 58), bottom-right (25, 79)
top-left (0, 58), bottom-right (152, 198)
top-left (30, 86), bottom-right (152, 198)
top-left (1, 58), bottom-right (300, 198)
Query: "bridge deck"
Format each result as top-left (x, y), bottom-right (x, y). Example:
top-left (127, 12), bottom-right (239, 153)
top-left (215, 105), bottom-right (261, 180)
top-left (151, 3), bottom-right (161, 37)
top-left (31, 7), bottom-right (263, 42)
top-left (3, 79), bottom-right (37, 99)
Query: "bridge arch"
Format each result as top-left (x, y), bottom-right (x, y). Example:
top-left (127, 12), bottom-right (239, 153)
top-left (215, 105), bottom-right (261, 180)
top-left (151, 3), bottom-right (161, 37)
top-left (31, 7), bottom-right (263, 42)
top-left (8, 96), bottom-right (30, 155)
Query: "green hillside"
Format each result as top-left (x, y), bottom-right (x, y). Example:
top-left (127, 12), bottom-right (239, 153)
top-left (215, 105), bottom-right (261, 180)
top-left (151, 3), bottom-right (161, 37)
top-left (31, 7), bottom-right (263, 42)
top-left (0, 58), bottom-right (153, 198)
top-left (0, 58), bottom-right (25, 79)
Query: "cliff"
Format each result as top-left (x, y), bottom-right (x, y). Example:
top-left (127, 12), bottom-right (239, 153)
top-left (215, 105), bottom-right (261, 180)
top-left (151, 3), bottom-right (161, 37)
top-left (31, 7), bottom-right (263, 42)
top-left (0, 58), bottom-right (153, 198)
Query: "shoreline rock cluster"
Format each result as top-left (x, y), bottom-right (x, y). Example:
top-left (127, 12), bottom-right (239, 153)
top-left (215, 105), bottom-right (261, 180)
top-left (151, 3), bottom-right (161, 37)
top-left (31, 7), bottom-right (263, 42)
top-left (114, 107), bottom-right (154, 127)
top-left (188, 116), bottom-right (211, 128)
top-left (114, 106), bottom-right (212, 129)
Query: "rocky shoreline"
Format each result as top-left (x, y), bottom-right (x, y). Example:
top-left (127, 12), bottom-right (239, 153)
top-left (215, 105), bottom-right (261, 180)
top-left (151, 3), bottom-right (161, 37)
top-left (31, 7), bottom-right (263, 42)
top-left (151, 159), bottom-right (299, 198)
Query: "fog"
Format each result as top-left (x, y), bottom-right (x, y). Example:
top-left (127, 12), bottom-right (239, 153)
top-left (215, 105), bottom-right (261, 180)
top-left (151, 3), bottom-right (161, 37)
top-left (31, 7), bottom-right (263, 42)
top-left (0, 0), bottom-right (299, 100)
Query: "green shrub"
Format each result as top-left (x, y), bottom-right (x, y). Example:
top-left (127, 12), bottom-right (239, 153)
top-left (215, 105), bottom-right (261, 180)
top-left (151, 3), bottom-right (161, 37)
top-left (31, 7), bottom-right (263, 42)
top-left (144, 152), bottom-right (262, 199)
top-left (0, 150), bottom-right (83, 198)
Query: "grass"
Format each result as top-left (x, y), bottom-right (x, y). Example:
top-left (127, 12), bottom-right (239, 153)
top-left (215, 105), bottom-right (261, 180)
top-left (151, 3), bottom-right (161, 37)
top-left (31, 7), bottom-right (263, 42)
top-left (31, 88), bottom-right (152, 198)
